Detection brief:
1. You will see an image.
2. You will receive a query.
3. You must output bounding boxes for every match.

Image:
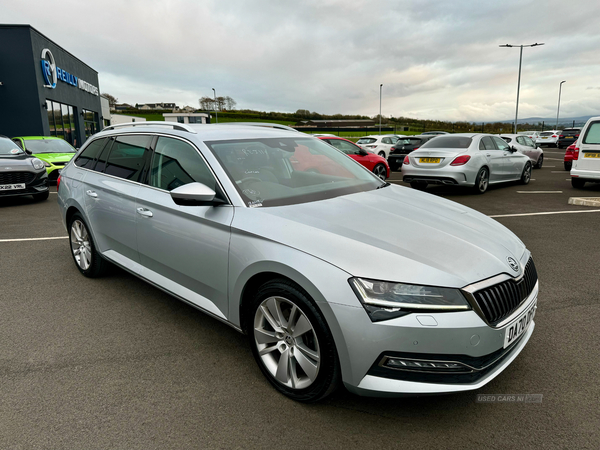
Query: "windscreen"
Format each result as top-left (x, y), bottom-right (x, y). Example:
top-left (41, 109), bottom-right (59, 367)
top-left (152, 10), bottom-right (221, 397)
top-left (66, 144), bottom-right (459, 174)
top-left (25, 139), bottom-right (76, 154)
top-left (0, 138), bottom-right (24, 155)
top-left (206, 137), bottom-right (383, 207)
top-left (356, 138), bottom-right (377, 145)
top-left (420, 136), bottom-right (472, 149)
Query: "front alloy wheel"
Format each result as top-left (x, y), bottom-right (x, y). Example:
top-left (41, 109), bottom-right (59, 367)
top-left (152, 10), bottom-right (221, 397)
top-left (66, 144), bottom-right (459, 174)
top-left (249, 279), bottom-right (339, 402)
top-left (373, 163), bottom-right (387, 180)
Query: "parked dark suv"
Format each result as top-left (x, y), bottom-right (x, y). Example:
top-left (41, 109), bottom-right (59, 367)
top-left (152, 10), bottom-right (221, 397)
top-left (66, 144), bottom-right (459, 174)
top-left (557, 128), bottom-right (581, 149)
top-left (388, 135), bottom-right (438, 170)
top-left (0, 135), bottom-right (49, 201)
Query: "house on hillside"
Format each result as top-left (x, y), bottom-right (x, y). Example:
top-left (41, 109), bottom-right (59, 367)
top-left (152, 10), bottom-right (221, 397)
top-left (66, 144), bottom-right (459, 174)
top-left (295, 119), bottom-right (377, 127)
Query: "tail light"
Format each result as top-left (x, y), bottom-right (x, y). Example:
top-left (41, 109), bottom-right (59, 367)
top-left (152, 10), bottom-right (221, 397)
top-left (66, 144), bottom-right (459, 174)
top-left (450, 155), bottom-right (471, 166)
top-left (559, 135), bottom-right (564, 138)
top-left (552, 135), bottom-right (557, 138)
top-left (403, 156), bottom-right (410, 165)
top-left (573, 146), bottom-right (580, 160)
top-left (56, 174), bottom-right (61, 192)
top-left (413, 147), bottom-right (419, 151)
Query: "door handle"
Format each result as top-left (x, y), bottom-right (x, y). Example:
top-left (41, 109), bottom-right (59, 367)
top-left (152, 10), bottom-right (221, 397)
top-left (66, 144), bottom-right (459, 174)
top-left (486, 153), bottom-right (491, 157)
top-left (136, 207), bottom-right (153, 218)
top-left (86, 190), bottom-right (98, 198)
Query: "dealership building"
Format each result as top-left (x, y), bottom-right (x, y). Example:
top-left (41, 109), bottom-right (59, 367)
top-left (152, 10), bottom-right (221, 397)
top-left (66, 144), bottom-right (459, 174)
top-left (0, 24), bottom-right (103, 147)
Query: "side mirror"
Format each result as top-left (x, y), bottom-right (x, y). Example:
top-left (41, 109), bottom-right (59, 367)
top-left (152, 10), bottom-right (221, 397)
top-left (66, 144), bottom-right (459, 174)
top-left (510, 146), bottom-right (518, 152)
top-left (358, 149), bottom-right (369, 156)
top-left (170, 182), bottom-right (225, 206)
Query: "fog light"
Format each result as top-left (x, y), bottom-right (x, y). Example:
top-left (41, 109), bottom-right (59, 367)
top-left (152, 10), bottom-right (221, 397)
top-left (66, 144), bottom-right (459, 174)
top-left (382, 357), bottom-right (472, 373)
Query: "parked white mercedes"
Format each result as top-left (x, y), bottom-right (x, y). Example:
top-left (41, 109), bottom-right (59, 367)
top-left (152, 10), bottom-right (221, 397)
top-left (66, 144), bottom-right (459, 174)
top-left (402, 134), bottom-right (532, 193)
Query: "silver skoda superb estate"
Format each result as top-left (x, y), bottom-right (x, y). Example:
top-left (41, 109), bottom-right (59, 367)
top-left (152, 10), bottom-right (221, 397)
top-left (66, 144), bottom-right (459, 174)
top-left (57, 122), bottom-right (538, 402)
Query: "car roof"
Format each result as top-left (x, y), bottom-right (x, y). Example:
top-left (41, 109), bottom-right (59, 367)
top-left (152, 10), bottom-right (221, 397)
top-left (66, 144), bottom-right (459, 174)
top-left (93, 122), bottom-right (310, 142)
top-left (13, 136), bottom-right (63, 140)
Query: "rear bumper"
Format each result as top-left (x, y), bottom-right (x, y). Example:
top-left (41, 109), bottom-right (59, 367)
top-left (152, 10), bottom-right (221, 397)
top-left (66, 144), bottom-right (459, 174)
top-left (571, 168), bottom-right (600, 181)
top-left (401, 167), bottom-right (474, 186)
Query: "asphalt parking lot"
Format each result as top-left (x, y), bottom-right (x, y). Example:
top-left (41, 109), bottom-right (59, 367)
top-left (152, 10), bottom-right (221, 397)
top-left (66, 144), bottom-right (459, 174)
top-left (1, 154), bottom-right (599, 449)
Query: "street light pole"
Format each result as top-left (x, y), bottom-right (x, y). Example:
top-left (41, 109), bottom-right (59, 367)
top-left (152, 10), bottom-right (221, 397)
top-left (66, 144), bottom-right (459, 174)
top-left (212, 87), bottom-right (218, 124)
top-left (379, 84), bottom-right (383, 135)
top-left (499, 43), bottom-right (544, 134)
top-left (556, 80), bottom-right (566, 129)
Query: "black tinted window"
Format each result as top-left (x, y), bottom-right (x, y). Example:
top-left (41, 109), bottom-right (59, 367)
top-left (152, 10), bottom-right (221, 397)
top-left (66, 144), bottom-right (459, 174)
top-left (480, 137), bottom-right (496, 150)
top-left (104, 135), bottom-right (152, 181)
top-left (149, 137), bottom-right (216, 191)
top-left (421, 136), bottom-right (472, 149)
top-left (74, 138), bottom-right (108, 169)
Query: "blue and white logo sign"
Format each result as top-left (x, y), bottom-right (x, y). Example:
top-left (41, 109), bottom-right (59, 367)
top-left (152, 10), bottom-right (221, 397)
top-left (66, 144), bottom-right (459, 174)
top-left (41, 48), bottom-right (57, 88)
top-left (40, 48), bottom-right (99, 96)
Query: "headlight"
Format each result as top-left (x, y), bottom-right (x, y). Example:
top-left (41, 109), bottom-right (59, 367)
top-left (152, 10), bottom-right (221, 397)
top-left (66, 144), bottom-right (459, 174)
top-left (31, 158), bottom-right (45, 170)
top-left (349, 278), bottom-right (471, 322)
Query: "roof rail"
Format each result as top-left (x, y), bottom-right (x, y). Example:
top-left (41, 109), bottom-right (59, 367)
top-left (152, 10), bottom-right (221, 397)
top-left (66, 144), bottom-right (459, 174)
top-left (217, 122), bottom-right (300, 132)
top-left (102, 121), bottom-right (197, 134)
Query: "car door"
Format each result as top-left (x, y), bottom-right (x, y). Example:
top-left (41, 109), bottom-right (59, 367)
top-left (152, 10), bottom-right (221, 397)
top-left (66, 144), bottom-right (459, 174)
top-left (82, 134), bottom-right (153, 263)
top-left (493, 136), bottom-right (522, 179)
top-left (479, 136), bottom-right (506, 181)
top-left (135, 135), bottom-right (233, 319)
top-left (577, 120), bottom-right (600, 172)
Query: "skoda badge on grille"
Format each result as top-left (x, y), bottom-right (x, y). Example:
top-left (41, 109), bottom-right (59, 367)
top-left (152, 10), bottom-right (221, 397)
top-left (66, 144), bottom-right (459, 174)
top-left (507, 257), bottom-right (519, 272)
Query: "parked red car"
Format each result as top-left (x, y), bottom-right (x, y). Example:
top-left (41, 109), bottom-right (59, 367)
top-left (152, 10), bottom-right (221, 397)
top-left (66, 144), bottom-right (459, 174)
top-left (564, 141), bottom-right (579, 171)
top-left (317, 136), bottom-right (390, 180)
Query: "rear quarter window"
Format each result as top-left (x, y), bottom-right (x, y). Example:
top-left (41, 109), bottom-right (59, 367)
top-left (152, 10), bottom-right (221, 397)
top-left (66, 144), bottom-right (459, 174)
top-left (74, 138), bottom-right (109, 169)
top-left (582, 122), bottom-right (600, 144)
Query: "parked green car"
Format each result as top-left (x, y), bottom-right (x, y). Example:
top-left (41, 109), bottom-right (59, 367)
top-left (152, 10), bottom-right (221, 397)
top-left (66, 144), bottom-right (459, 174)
top-left (12, 136), bottom-right (77, 182)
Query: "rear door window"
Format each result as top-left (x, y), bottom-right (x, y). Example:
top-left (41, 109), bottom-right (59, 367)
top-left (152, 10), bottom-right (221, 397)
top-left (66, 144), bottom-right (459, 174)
top-left (103, 135), bottom-right (153, 182)
top-left (74, 138), bottom-right (109, 169)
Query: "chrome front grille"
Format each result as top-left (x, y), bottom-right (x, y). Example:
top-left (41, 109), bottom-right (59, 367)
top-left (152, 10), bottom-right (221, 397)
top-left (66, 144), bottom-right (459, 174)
top-left (471, 258), bottom-right (538, 325)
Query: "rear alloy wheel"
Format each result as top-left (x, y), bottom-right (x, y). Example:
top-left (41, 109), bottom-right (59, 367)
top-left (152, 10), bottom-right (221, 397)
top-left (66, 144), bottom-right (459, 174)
top-left (473, 167), bottom-right (489, 194)
top-left (378, 151), bottom-right (386, 158)
top-left (571, 178), bottom-right (586, 189)
top-left (535, 154), bottom-right (544, 169)
top-left (410, 181), bottom-right (427, 190)
top-left (249, 279), bottom-right (339, 402)
top-left (68, 213), bottom-right (108, 278)
top-left (519, 162), bottom-right (532, 185)
top-left (564, 162), bottom-right (572, 171)
top-left (373, 163), bottom-right (387, 180)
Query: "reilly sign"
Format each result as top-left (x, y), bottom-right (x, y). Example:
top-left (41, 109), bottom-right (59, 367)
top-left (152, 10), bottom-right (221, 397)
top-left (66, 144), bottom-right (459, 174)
top-left (41, 48), bottom-right (99, 96)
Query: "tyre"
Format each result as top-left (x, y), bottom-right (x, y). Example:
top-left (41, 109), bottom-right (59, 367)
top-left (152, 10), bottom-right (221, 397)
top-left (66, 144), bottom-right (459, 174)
top-left (571, 178), bottom-right (586, 189)
top-left (372, 163), bottom-right (387, 180)
top-left (472, 167), bottom-right (489, 194)
top-left (410, 181), bottom-right (427, 190)
top-left (248, 279), bottom-right (340, 402)
top-left (68, 213), bottom-right (109, 278)
top-left (378, 151), bottom-right (386, 158)
top-left (564, 162), bottom-right (572, 171)
top-left (32, 191), bottom-right (49, 201)
top-left (519, 162), bottom-right (532, 185)
top-left (534, 154), bottom-right (543, 169)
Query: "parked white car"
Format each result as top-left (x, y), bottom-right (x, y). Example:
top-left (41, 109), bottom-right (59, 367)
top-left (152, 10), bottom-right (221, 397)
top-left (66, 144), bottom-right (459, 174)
top-left (499, 134), bottom-right (544, 168)
top-left (518, 131), bottom-right (541, 141)
top-left (535, 130), bottom-right (561, 147)
top-left (402, 134), bottom-right (532, 194)
top-left (356, 135), bottom-right (405, 159)
top-left (571, 117), bottom-right (600, 189)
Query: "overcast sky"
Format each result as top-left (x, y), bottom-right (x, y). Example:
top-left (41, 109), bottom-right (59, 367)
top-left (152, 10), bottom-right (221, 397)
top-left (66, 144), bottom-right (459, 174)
top-left (3, 0), bottom-right (599, 122)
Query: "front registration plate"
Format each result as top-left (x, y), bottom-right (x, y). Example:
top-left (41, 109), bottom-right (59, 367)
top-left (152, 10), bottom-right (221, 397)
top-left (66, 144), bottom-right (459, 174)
top-left (419, 157), bottom-right (440, 163)
top-left (584, 153), bottom-right (600, 158)
top-left (503, 301), bottom-right (536, 348)
top-left (0, 183), bottom-right (25, 191)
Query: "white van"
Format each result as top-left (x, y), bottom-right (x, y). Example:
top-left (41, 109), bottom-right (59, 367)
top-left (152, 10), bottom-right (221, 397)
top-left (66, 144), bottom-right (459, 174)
top-left (571, 117), bottom-right (600, 188)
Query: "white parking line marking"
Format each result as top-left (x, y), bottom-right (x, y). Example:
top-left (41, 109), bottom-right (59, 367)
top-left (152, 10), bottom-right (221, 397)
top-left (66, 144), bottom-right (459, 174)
top-left (490, 209), bottom-right (600, 218)
top-left (0, 236), bottom-right (68, 243)
top-left (544, 158), bottom-right (563, 161)
top-left (516, 191), bottom-right (563, 194)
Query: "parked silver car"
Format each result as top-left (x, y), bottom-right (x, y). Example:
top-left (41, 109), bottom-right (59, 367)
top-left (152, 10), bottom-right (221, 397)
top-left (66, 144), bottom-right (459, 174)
top-left (401, 134), bottom-right (532, 193)
top-left (499, 134), bottom-right (544, 168)
top-left (57, 123), bottom-right (538, 401)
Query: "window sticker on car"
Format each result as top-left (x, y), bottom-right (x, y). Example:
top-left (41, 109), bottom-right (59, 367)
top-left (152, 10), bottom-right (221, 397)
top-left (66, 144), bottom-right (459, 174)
top-left (248, 200), bottom-right (263, 208)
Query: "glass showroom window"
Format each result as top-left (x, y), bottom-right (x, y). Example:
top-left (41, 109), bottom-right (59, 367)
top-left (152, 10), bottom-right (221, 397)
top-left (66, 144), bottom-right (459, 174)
top-left (46, 100), bottom-right (76, 147)
top-left (82, 109), bottom-right (99, 139)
